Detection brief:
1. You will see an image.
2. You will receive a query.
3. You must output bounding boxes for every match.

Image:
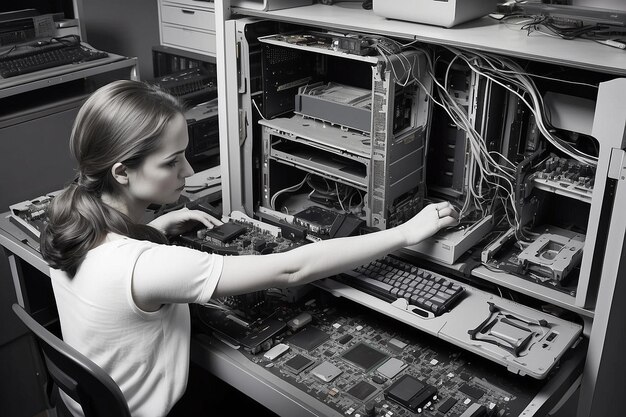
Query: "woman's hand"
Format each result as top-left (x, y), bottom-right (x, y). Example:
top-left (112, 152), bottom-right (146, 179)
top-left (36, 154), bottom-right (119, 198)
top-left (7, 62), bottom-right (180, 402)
top-left (397, 202), bottom-right (459, 247)
top-left (148, 207), bottom-right (223, 237)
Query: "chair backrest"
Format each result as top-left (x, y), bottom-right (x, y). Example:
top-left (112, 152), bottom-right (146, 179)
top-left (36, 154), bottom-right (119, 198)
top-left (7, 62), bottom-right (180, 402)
top-left (12, 304), bottom-right (132, 417)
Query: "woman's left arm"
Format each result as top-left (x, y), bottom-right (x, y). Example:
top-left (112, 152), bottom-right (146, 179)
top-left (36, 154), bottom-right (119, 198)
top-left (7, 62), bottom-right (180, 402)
top-left (148, 207), bottom-right (222, 236)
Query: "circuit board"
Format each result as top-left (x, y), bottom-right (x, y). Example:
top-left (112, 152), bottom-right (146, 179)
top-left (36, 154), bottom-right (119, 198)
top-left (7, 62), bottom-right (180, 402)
top-left (530, 155), bottom-right (595, 203)
top-left (193, 290), bottom-right (549, 417)
top-left (173, 215), bottom-right (308, 256)
top-left (9, 194), bottom-right (56, 241)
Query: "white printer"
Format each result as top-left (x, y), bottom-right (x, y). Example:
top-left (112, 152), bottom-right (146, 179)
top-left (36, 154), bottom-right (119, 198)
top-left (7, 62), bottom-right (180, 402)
top-left (373, 0), bottom-right (498, 28)
top-left (230, 0), bottom-right (312, 11)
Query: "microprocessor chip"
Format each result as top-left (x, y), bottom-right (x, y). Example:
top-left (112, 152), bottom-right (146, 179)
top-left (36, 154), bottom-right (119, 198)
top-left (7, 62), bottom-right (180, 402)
top-left (347, 381), bottom-right (378, 401)
top-left (459, 383), bottom-right (485, 400)
top-left (438, 397), bottom-right (457, 414)
top-left (376, 358), bottom-right (407, 379)
top-left (288, 327), bottom-right (330, 351)
top-left (385, 374), bottom-right (438, 413)
top-left (341, 342), bottom-right (389, 371)
top-left (310, 361), bottom-right (343, 382)
top-left (284, 354), bottom-right (314, 374)
top-left (204, 222), bottom-right (246, 243)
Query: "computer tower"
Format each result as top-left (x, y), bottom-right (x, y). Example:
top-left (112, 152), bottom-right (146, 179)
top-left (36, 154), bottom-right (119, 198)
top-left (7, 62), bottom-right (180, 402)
top-left (229, 24), bottom-right (432, 230)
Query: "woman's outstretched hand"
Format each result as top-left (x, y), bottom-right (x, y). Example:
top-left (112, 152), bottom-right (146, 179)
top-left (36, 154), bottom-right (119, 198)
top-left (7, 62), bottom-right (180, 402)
top-left (397, 202), bottom-right (459, 247)
top-left (148, 207), bottom-right (223, 237)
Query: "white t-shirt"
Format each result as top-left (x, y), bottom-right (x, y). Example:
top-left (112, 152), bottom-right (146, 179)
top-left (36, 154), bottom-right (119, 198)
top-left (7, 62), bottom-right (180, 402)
top-left (50, 236), bottom-right (224, 417)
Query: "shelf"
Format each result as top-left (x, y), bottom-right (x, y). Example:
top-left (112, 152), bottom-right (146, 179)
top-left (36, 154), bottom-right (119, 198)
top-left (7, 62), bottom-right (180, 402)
top-left (0, 54), bottom-right (138, 99)
top-left (234, 3), bottom-right (626, 76)
top-left (258, 34), bottom-right (380, 64)
top-left (260, 116), bottom-right (371, 158)
top-left (269, 141), bottom-right (368, 189)
top-left (152, 44), bottom-right (217, 64)
top-left (472, 266), bottom-right (594, 318)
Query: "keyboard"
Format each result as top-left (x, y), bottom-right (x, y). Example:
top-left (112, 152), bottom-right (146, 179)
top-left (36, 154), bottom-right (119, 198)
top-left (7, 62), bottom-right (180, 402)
top-left (338, 255), bottom-right (465, 317)
top-left (0, 42), bottom-right (109, 78)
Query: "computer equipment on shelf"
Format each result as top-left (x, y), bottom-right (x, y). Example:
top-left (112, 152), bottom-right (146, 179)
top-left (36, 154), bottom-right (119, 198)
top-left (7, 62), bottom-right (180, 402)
top-left (372, 0), bottom-right (499, 28)
top-left (0, 9), bottom-right (56, 46)
top-left (0, 35), bottom-right (108, 78)
top-left (8, 192), bottom-right (60, 241)
top-left (150, 67), bottom-right (217, 106)
top-left (230, 0), bottom-right (312, 12)
top-left (184, 99), bottom-right (220, 171)
top-left (407, 215), bottom-right (494, 265)
top-left (295, 81), bottom-right (372, 133)
top-left (518, 3), bottom-right (626, 27)
top-left (258, 32), bottom-right (429, 231)
top-left (150, 68), bottom-right (219, 171)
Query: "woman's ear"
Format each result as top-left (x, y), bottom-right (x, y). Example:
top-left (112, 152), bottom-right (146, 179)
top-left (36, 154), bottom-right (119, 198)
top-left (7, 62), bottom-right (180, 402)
top-left (111, 162), bottom-right (129, 185)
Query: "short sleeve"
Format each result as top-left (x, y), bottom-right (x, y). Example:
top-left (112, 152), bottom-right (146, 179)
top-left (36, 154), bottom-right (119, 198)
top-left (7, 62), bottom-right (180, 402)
top-left (132, 244), bottom-right (224, 305)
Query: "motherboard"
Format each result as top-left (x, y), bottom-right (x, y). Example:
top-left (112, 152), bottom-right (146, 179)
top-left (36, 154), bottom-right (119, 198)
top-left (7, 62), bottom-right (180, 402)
top-left (193, 290), bottom-right (549, 417)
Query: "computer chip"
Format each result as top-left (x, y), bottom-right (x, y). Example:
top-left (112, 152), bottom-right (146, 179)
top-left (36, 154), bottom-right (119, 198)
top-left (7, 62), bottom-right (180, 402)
top-left (459, 383), bottom-right (485, 400)
top-left (341, 342), bottom-right (389, 372)
top-left (347, 381), bottom-right (378, 401)
top-left (387, 338), bottom-right (408, 352)
top-left (204, 222), bottom-right (246, 243)
top-left (385, 374), bottom-right (438, 413)
top-left (376, 358), bottom-right (407, 379)
top-left (310, 361), bottom-right (343, 382)
top-left (437, 397), bottom-right (458, 414)
top-left (284, 354), bottom-right (314, 374)
top-left (288, 326), bottom-right (330, 351)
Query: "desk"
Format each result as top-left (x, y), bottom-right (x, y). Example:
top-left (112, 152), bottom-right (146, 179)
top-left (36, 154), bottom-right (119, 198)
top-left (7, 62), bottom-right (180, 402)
top-left (0, 212), bottom-right (585, 417)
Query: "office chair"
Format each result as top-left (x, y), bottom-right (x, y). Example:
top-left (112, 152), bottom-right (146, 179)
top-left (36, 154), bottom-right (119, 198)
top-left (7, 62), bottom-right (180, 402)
top-left (12, 303), bottom-right (131, 417)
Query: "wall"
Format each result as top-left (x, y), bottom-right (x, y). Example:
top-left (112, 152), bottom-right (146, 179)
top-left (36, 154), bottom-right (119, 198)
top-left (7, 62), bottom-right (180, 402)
top-left (0, 101), bottom-right (83, 417)
top-left (571, 0), bottom-right (626, 11)
top-left (79, 0), bottom-right (160, 80)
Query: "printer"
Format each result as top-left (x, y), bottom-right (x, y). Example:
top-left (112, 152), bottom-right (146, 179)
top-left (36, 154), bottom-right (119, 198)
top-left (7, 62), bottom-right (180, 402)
top-left (230, 0), bottom-right (312, 11)
top-left (373, 0), bottom-right (498, 28)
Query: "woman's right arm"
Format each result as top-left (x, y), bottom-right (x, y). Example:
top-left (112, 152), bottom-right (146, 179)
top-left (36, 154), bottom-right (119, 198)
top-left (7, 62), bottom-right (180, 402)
top-left (212, 202), bottom-right (457, 298)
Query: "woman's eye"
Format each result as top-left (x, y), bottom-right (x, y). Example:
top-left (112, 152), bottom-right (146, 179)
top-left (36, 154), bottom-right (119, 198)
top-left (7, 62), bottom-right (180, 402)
top-left (166, 159), bottom-right (178, 167)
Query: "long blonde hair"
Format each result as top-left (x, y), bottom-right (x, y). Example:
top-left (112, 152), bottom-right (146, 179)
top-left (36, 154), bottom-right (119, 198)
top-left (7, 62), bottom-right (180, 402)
top-left (41, 80), bottom-right (184, 277)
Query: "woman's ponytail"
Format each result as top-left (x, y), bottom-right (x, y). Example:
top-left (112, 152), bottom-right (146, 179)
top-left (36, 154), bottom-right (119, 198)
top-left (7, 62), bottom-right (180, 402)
top-left (41, 183), bottom-right (108, 277)
top-left (41, 80), bottom-right (180, 277)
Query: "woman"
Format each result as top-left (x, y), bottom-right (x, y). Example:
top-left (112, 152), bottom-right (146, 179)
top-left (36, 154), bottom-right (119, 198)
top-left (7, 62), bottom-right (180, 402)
top-left (41, 80), bottom-right (458, 417)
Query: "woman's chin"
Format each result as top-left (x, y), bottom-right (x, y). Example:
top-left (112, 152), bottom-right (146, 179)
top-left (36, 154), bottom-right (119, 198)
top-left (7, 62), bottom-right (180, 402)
top-left (158, 193), bottom-right (184, 206)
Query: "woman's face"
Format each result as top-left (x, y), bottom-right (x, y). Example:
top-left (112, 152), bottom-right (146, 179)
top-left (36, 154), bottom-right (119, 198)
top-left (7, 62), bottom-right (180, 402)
top-left (126, 113), bottom-right (194, 205)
